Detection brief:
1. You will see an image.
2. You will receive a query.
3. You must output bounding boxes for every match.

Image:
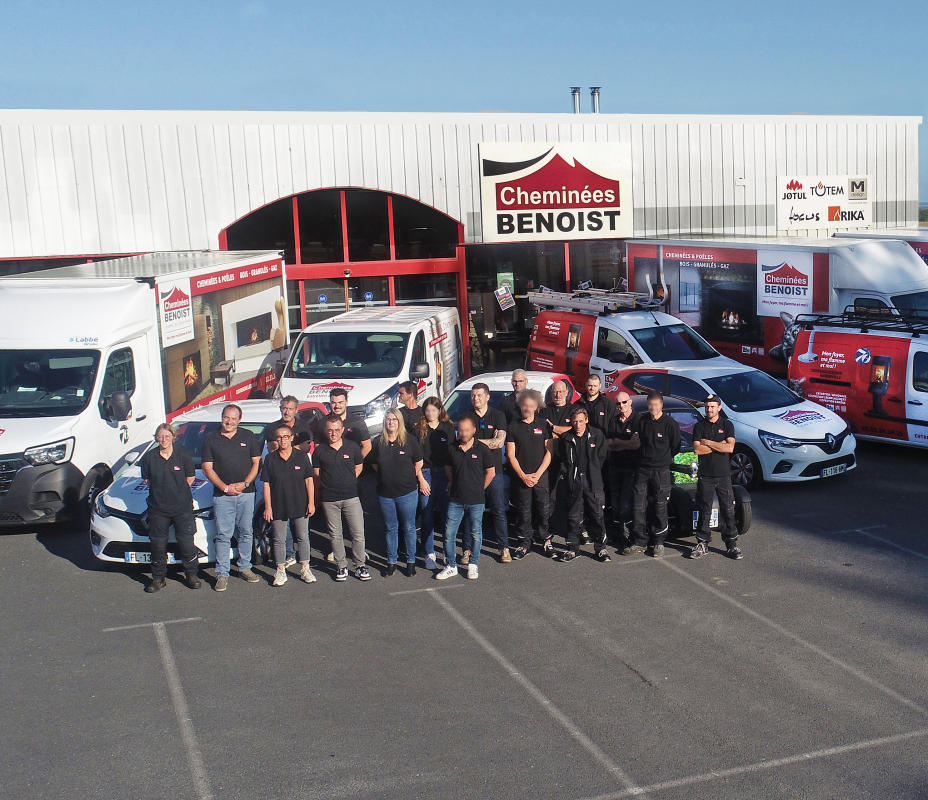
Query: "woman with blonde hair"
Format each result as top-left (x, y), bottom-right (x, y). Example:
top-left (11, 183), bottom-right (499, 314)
top-left (369, 408), bottom-right (426, 577)
top-left (416, 396), bottom-right (454, 570)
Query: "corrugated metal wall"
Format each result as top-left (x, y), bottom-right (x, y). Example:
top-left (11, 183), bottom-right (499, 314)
top-left (0, 111), bottom-right (919, 258)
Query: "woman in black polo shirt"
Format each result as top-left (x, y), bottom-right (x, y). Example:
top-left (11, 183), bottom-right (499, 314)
top-left (370, 409), bottom-right (427, 577)
top-left (416, 397), bottom-right (455, 571)
top-left (140, 423), bottom-right (198, 593)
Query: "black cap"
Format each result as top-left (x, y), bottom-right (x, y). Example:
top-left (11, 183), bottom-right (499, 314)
top-left (704, 394), bottom-right (721, 404)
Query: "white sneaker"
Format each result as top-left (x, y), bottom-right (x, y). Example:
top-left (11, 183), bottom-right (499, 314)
top-left (300, 564), bottom-right (316, 583)
top-left (467, 564), bottom-right (479, 580)
top-left (284, 556), bottom-right (297, 568)
top-left (435, 565), bottom-right (458, 580)
top-left (273, 567), bottom-right (288, 586)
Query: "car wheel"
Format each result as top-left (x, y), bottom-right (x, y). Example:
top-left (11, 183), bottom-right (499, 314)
top-left (730, 446), bottom-right (762, 490)
top-left (732, 485), bottom-right (752, 536)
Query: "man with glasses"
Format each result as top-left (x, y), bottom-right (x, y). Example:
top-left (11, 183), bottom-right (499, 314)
top-left (499, 369), bottom-right (529, 425)
top-left (606, 391), bottom-right (640, 547)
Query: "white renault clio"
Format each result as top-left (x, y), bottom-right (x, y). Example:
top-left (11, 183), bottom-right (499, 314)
top-left (89, 400), bottom-right (319, 566)
top-left (608, 362), bottom-right (856, 488)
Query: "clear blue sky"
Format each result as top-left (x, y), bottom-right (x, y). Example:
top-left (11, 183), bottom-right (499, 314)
top-left (2, 0), bottom-right (925, 200)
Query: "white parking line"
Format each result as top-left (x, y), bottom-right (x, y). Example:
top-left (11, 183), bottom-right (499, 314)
top-left (659, 559), bottom-right (928, 716)
top-left (153, 622), bottom-right (214, 800)
top-left (574, 727), bottom-right (928, 800)
top-left (388, 584), bottom-right (467, 597)
top-left (429, 590), bottom-right (649, 797)
top-left (852, 528), bottom-right (928, 562)
top-left (103, 617), bottom-right (203, 633)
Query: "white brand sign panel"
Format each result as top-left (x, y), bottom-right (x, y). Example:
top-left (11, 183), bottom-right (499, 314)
top-left (776, 174), bottom-right (872, 230)
top-left (479, 143), bottom-right (634, 242)
top-left (756, 249), bottom-right (814, 317)
top-left (158, 277), bottom-right (195, 347)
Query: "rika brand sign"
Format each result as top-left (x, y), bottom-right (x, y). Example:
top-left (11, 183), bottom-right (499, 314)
top-left (158, 277), bottom-right (195, 348)
top-left (479, 143), bottom-right (633, 242)
top-left (756, 249), bottom-right (814, 318)
top-left (776, 175), bottom-right (872, 231)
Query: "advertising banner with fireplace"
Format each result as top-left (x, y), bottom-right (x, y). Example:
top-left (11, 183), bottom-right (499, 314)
top-left (155, 257), bottom-right (289, 419)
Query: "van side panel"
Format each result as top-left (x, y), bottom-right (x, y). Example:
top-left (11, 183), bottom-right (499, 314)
top-left (789, 329), bottom-right (909, 442)
top-left (528, 310), bottom-right (596, 386)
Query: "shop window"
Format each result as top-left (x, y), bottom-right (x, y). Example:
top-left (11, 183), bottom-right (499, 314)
top-left (596, 328), bottom-right (640, 365)
top-left (225, 197), bottom-right (296, 264)
top-left (394, 273), bottom-right (458, 307)
top-left (101, 348), bottom-right (136, 397)
top-left (392, 195), bottom-right (458, 260)
top-left (913, 352), bottom-right (928, 393)
top-left (296, 277), bottom-right (389, 328)
top-left (345, 190), bottom-right (389, 262)
top-left (297, 190), bottom-right (343, 264)
top-left (569, 240), bottom-right (625, 290)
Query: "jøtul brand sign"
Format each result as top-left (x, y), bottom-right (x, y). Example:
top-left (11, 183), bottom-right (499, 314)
top-left (479, 143), bottom-right (634, 242)
top-left (776, 174), bottom-right (872, 231)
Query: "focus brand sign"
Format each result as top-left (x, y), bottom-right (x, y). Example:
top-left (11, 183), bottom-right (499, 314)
top-left (158, 277), bottom-right (195, 347)
top-left (479, 143), bottom-right (634, 242)
top-left (776, 175), bottom-right (872, 230)
top-left (756, 249), bottom-right (814, 317)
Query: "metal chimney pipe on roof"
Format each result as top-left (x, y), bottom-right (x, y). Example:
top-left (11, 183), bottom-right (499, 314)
top-left (591, 87), bottom-right (601, 113)
top-left (570, 87), bottom-right (581, 114)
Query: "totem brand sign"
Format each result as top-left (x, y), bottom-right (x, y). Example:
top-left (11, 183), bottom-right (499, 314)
top-left (158, 277), bottom-right (194, 347)
top-left (776, 175), bottom-right (872, 231)
top-left (756, 249), bottom-right (814, 317)
top-left (479, 143), bottom-right (634, 242)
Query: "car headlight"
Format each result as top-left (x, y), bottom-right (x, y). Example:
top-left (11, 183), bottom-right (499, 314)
top-left (758, 430), bottom-right (803, 453)
top-left (194, 507), bottom-right (215, 521)
top-left (364, 384), bottom-right (399, 420)
top-left (93, 491), bottom-right (110, 518)
top-left (23, 437), bottom-right (75, 466)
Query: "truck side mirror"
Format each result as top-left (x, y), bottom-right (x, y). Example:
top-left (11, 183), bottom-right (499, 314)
top-left (109, 391), bottom-right (132, 422)
top-left (410, 362), bottom-right (429, 380)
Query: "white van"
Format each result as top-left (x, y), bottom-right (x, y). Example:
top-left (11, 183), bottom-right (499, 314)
top-left (276, 306), bottom-right (464, 432)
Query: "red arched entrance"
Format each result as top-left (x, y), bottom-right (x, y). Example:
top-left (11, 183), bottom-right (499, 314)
top-left (219, 188), bottom-right (469, 373)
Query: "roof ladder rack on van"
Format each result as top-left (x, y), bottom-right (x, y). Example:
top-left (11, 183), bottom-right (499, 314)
top-left (795, 306), bottom-right (928, 338)
top-left (527, 280), bottom-right (666, 316)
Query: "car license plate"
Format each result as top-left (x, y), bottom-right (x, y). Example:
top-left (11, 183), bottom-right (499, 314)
top-left (821, 464), bottom-right (846, 478)
top-left (124, 552), bottom-right (177, 564)
top-left (692, 509), bottom-right (720, 529)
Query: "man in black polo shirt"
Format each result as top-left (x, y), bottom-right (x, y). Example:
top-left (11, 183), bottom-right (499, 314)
top-left (464, 382), bottom-right (510, 563)
top-left (498, 369), bottom-right (529, 425)
top-left (625, 391), bottom-right (681, 559)
top-left (201, 404), bottom-right (263, 591)
top-left (140, 423), bottom-right (199, 592)
top-left (689, 394), bottom-right (740, 560)
top-left (436, 416), bottom-right (495, 581)
top-left (606, 391), bottom-right (640, 546)
top-left (506, 389), bottom-right (554, 559)
top-left (397, 381), bottom-right (423, 430)
top-left (577, 374), bottom-right (615, 434)
top-left (313, 414), bottom-right (370, 581)
top-left (264, 395), bottom-right (314, 452)
top-left (328, 387), bottom-right (372, 457)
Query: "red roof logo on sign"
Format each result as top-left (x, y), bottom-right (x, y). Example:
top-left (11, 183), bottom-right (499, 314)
top-left (495, 154), bottom-right (619, 210)
top-left (160, 285), bottom-right (191, 312)
top-left (762, 262), bottom-right (808, 287)
top-left (786, 179), bottom-right (803, 191)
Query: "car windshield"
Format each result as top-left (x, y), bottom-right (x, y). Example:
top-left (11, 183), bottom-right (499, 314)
top-left (0, 349), bottom-right (100, 418)
top-left (628, 324), bottom-right (719, 362)
top-left (704, 371), bottom-right (801, 413)
top-left (892, 291), bottom-right (928, 319)
top-left (444, 389), bottom-right (508, 422)
top-left (287, 332), bottom-right (410, 379)
top-left (170, 422), bottom-right (269, 469)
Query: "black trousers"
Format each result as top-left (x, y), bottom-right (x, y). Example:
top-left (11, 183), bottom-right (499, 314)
top-left (148, 512), bottom-right (199, 580)
top-left (565, 480), bottom-right (606, 552)
top-left (512, 478), bottom-right (550, 543)
top-left (696, 475), bottom-right (737, 545)
top-left (632, 467), bottom-right (672, 547)
top-left (608, 465), bottom-right (636, 530)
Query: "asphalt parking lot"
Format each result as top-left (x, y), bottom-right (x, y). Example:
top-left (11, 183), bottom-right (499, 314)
top-left (1, 439), bottom-right (927, 800)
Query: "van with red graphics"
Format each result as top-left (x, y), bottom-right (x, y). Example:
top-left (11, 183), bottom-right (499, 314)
top-left (525, 286), bottom-right (737, 393)
top-left (787, 310), bottom-right (928, 447)
top-left (626, 237), bottom-right (928, 376)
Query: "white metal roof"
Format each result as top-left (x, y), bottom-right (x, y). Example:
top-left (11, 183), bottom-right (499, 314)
top-left (833, 228), bottom-right (928, 242)
top-left (631, 235), bottom-right (880, 250)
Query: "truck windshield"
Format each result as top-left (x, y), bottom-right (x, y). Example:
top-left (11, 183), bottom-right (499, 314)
top-left (287, 332), bottom-right (410, 380)
top-left (0, 350), bottom-right (100, 418)
top-left (628, 324), bottom-right (719, 362)
top-left (892, 291), bottom-right (928, 318)
top-left (704, 370), bottom-right (801, 413)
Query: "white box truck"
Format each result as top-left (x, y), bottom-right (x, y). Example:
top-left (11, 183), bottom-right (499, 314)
top-left (627, 236), bottom-right (928, 375)
top-left (0, 251), bottom-right (288, 526)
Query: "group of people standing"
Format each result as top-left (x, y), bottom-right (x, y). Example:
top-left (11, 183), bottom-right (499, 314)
top-left (140, 373), bottom-right (742, 594)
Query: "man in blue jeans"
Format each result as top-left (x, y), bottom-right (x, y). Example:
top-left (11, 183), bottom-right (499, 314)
top-left (436, 416), bottom-right (495, 581)
top-left (202, 404), bottom-right (263, 592)
top-left (463, 383), bottom-right (510, 563)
